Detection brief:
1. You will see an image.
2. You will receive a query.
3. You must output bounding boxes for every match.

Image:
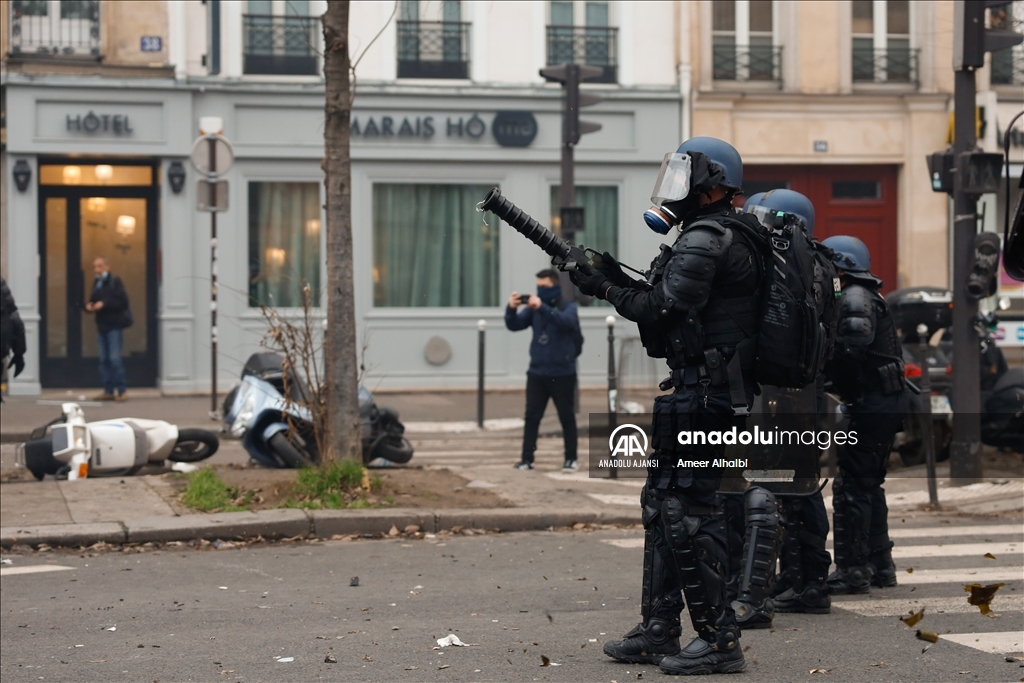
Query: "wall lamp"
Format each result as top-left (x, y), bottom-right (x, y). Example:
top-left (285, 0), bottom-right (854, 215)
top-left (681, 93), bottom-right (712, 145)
top-left (13, 160), bottom-right (32, 192)
top-left (167, 161), bottom-right (186, 194)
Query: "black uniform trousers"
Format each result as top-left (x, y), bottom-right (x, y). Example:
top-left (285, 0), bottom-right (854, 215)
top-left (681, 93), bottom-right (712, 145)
top-left (833, 389), bottom-right (910, 565)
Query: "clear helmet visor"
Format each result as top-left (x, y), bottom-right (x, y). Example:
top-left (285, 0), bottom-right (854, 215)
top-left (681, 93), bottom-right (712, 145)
top-left (650, 153), bottom-right (693, 206)
top-left (746, 204), bottom-right (807, 232)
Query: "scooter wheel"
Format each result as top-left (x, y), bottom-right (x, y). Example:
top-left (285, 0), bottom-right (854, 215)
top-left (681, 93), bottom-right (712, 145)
top-left (269, 432), bottom-right (314, 468)
top-left (169, 429), bottom-right (220, 462)
top-left (370, 435), bottom-right (414, 465)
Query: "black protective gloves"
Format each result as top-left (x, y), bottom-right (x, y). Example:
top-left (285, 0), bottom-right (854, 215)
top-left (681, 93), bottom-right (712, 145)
top-left (570, 268), bottom-right (612, 299)
top-left (592, 251), bottom-right (635, 288)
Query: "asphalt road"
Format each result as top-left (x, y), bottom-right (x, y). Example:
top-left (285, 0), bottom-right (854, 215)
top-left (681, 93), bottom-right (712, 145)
top-left (2, 514), bottom-right (1022, 683)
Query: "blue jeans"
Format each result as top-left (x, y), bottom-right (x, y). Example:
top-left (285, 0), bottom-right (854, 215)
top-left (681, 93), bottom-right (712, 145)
top-left (97, 328), bottom-right (127, 395)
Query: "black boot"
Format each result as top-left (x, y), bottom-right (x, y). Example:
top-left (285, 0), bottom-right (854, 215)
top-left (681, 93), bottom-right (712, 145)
top-left (869, 550), bottom-right (898, 588)
top-left (775, 582), bottom-right (831, 613)
top-left (659, 631), bottom-right (746, 676)
top-left (604, 618), bottom-right (682, 664)
top-left (660, 519), bottom-right (745, 674)
top-left (828, 477), bottom-right (871, 595)
top-left (605, 489), bottom-right (683, 664)
top-left (730, 487), bottom-right (779, 630)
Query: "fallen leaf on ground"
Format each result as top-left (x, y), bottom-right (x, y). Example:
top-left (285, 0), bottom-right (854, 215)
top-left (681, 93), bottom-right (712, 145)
top-left (405, 666), bottom-right (418, 670)
top-left (984, 553), bottom-right (996, 560)
top-left (900, 608), bottom-right (925, 628)
top-left (388, 525), bottom-right (400, 536)
top-left (809, 668), bottom-right (831, 674)
top-left (540, 655), bottom-right (560, 666)
top-left (88, 660), bottom-right (106, 663)
top-left (324, 654), bottom-right (337, 663)
top-left (916, 630), bottom-right (939, 643)
top-left (438, 664), bottom-right (450, 669)
top-left (965, 583), bottom-right (1005, 616)
top-left (906, 567), bottom-right (914, 573)
top-left (436, 634), bottom-right (471, 648)
top-left (350, 576), bottom-right (359, 587)
top-left (363, 654), bottom-right (373, 662)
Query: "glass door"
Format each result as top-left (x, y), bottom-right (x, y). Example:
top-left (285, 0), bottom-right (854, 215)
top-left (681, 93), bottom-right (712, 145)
top-left (38, 163), bottom-right (158, 388)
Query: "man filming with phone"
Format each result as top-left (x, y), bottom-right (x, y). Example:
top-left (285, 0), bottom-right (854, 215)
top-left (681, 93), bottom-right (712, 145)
top-left (505, 269), bottom-right (582, 472)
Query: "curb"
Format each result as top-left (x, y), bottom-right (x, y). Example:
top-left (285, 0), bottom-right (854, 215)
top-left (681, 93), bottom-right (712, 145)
top-left (0, 507), bottom-right (640, 548)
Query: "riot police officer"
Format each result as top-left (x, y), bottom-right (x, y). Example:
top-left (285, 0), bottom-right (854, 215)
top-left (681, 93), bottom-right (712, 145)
top-left (572, 137), bottom-right (763, 675)
top-left (820, 235), bottom-right (910, 594)
top-left (733, 190), bottom-right (833, 617)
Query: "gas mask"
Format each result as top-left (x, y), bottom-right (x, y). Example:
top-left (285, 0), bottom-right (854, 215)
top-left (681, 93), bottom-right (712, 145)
top-left (643, 151), bottom-right (725, 234)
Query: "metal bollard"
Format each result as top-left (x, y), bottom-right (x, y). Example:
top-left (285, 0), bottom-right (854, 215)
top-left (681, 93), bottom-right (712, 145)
top-left (477, 319), bottom-right (486, 429)
top-left (606, 315), bottom-right (618, 479)
top-left (918, 323), bottom-right (940, 507)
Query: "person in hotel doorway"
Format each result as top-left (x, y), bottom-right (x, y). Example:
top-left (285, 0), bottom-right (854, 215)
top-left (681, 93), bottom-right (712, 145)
top-left (85, 257), bottom-right (132, 401)
top-left (1, 277), bottom-right (28, 401)
top-left (505, 269), bottom-right (582, 472)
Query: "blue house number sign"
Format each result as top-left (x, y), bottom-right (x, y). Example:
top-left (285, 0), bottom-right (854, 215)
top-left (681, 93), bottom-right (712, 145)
top-left (140, 36), bottom-right (163, 52)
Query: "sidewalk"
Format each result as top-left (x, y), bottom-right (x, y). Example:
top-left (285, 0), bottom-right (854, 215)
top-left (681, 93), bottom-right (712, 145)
top-left (0, 388), bottom-right (622, 443)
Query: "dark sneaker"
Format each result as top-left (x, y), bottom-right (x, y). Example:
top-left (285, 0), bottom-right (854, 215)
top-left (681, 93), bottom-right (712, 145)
top-left (513, 461), bottom-right (534, 470)
top-left (869, 557), bottom-right (898, 588)
top-left (826, 567), bottom-right (871, 595)
top-left (659, 636), bottom-right (746, 675)
top-left (774, 583), bottom-right (831, 614)
top-left (603, 619), bottom-right (681, 664)
top-left (562, 460), bottom-right (579, 472)
top-left (732, 598), bottom-right (774, 629)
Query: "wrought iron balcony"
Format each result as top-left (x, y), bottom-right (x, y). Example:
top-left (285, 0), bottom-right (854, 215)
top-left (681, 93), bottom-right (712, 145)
top-left (852, 47), bottom-right (919, 86)
top-left (991, 48), bottom-right (1024, 86)
top-left (546, 25), bottom-right (618, 84)
top-left (243, 14), bottom-right (319, 76)
top-left (713, 45), bottom-right (783, 83)
top-left (397, 20), bottom-right (470, 79)
top-left (8, 0), bottom-right (101, 59)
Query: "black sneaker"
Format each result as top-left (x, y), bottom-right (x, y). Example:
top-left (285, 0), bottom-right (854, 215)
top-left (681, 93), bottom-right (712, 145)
top-left (826, 567), bottom-right (871, 595)
top-left (659, 635), bottom-right (746, 675)
top-left (774, 583), bottom-right (831, 614)
top-left (603, 619), bottom-right (681, 664)
top-left (513, 461), bottom-right (534, 470)
top-left (732, 598), bottom-right (774, 629)
top-left (562, 460), bottom-right (579, 472)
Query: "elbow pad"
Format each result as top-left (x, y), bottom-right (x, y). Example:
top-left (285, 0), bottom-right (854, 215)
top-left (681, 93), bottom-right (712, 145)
top-left (836, 284), bottom-right (877, 346)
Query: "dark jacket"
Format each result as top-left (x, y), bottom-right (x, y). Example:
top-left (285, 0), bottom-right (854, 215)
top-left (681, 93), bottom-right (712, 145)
top-left (1, 278), bottom-right (26, 359)
top-left (89, 272), bottom-right (132, 333)
top-left (505, 301), bottom-right (579, 377)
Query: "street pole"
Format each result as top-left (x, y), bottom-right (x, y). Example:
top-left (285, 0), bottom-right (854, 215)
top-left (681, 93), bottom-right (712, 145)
top-left (606, 315), bottom-right (617, 479)
top-left (208, 135), bottom-right (219, 417)
top-left (917, 324), bottom-right (940, 507)
top-left (950, 66), bottom-right (983, 483)
top-left (477, 319), bottom-right (486, 429)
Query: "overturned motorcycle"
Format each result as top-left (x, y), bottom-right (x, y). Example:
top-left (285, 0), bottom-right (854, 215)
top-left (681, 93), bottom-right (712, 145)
top-left (223, 353), bottom-right (414, 469)
top-left (16, 403), bottom-right (220, 480)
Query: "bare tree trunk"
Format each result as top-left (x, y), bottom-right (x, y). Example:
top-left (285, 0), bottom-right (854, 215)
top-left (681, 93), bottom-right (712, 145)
top-left (322, 1), bottom-right (361, 462)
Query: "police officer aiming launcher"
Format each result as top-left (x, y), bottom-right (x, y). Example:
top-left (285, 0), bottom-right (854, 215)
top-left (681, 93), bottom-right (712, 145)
top-left (482, 136), bottom-right (762, 675)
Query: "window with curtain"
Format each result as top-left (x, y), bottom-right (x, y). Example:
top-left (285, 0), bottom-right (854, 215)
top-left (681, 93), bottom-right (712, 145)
top-left (550, 186), bottom-right (618, 306)
top-left (373, 184), bottom-right (500, 307)
top-left (248, 182), bottom-right (322, 308)
top-left (711, 0), bottom-right (776, 81)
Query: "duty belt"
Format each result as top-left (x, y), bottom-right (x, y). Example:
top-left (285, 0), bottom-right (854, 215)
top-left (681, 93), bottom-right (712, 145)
top-left (659, 347), bottom-right (750, 417)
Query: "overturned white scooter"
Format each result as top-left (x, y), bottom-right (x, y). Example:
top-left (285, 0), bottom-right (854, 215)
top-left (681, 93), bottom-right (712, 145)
top-left (16, 402), bottom-right (220, 481)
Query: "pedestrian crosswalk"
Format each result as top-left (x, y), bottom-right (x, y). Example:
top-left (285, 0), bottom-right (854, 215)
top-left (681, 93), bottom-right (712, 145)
top-left (600, 514), bottom-right (1024, 656)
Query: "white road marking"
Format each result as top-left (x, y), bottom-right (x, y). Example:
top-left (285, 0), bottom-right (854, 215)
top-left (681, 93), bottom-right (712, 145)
top-left (892, 567), bottom-right (1023, 585)
top-left (833, 594), bottom-right (1024, 617)
top-left (885, 524), bottom-right (1023, 539)
top-left (890, 542), bottom-right (1021, 559)
top-left (602, 538), bottom-right (644, 549)
top-left (1, 565), bottom-right (75, 576)
top-left (940, 631), bottom-right (1024, 654)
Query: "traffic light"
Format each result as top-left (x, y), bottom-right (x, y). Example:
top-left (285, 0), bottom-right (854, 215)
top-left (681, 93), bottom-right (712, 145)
top-left (954, 0), bottom-right (1024, 70)
top-left (539, 64), bottom-right (603, 146)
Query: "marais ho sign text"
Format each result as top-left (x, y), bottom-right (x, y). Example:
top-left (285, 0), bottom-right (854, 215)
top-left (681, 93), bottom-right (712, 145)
top-left (350, 111), bottom-right (538, 147)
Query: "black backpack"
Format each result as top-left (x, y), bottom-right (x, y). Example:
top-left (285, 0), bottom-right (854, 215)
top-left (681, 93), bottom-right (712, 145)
top-left (732, 214), bottom-right (840, 388)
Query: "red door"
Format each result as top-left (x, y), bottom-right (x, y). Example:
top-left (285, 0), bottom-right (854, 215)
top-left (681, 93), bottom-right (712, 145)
top-left (742, 165), bottom-right (900, 293)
